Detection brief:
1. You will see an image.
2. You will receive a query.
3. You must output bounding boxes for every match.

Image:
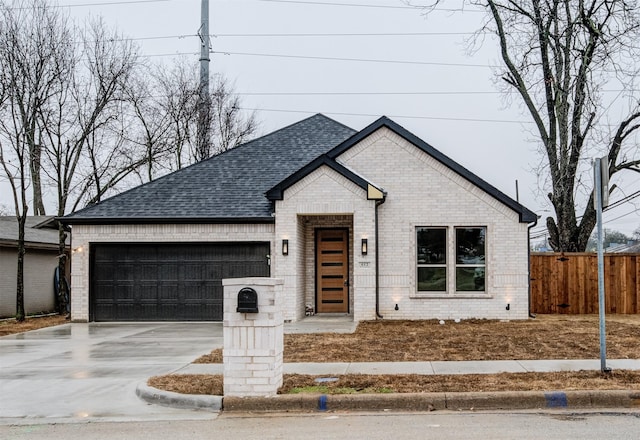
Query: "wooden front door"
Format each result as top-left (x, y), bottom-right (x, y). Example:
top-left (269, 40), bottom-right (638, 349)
top-left (316, 229), bottom-right (349, 313)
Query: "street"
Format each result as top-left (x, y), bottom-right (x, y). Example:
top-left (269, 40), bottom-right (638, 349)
top-left (2, 410), bottom-right (640, 440)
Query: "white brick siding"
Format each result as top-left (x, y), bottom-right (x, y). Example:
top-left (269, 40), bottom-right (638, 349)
top-left (71, 126), bottom-right (530, 323)
top-left (70, 223), bottom-right (274, 322)
top-left (273, 167), bottom-right (376, 321)
top-left (335, 127), bottom-right (530, 320)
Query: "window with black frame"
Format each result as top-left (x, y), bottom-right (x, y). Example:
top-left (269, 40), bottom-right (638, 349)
top-left (455, 227), bottom-right (486, 292)
top-left (416, 227), bottom-right (447, 292)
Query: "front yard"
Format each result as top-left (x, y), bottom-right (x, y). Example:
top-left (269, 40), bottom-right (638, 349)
top-left (154, 315), bottom-right (640, 395)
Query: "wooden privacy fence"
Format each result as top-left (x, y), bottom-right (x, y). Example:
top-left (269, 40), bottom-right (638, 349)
top-left (530, 253), bottom-right (640, 314)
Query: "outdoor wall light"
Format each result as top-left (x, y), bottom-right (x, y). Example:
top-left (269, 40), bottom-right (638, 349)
top-left (506, 303), bottom-right (510, 311)
top-left (282, 239), bottom-right (289, 256)
top-left (395, 303), bottom-right (399, 311)
top-left (361, 238), bottom-right (368, 255)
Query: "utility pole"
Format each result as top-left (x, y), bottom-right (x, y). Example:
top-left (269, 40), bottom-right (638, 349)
top-left (197, 0), bottom-right (211, 161)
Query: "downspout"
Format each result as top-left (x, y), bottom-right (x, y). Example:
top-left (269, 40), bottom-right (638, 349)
top-left (375, 197), bottom-right (387, 319)
top-left (527, 217), bottom-right (539, 319)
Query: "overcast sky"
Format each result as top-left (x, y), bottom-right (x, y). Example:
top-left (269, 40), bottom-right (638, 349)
top-left (4, 0), bottom-right (640, 240)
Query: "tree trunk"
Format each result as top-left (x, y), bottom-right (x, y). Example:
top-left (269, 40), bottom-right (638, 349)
top-left (15, 214), bottom-right (26, 321)
top-left (57, 224), bottom-right (68, 316)
top-left (30, 142), bottom-right (46, 215)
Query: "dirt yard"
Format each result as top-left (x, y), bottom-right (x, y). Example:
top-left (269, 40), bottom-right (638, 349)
top-left (163, 315), bottom-right (640, 395)
top-left (195, 315), bottom-right (640, 363)
top-left (0, 314), bottom-right (67, 337)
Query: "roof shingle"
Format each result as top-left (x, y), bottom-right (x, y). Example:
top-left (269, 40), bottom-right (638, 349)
top-left (63, 114), bottom-right (356, 224)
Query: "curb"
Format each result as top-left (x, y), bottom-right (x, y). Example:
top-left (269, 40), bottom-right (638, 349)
top-left (137, 385), bottom-right (640, 413)
top-left (136, 382), bottom-right (222, 412)
top-left (223, 390), bottom-right (640, 412)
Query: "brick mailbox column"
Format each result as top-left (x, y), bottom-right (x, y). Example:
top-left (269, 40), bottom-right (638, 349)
top-left (223, 277), bottom-right (284, 397)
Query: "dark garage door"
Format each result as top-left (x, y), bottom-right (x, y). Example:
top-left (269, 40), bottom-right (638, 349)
top-left (91, 242), bottom-right (270, 321)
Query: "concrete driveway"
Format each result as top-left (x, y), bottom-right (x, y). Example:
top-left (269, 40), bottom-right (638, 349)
top-left (0, 322), bottom-right (223, 424)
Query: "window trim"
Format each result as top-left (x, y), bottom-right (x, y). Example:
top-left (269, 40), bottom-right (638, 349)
top-left (413, 225), bottom-right (491, 298)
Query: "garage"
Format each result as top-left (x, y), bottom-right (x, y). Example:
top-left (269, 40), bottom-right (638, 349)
top-left (91, 242), bottom-right (270, 321)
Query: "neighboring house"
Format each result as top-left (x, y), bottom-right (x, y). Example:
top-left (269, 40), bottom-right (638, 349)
top-left (63, 114), bottom-right (536, 323)
top-left (608, 242), bottom-right (640, 253)
top-left (0, 216), bottom-right (68, 318)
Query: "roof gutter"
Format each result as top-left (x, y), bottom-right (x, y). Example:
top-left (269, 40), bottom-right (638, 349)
top-left (58, 216), bottom-right (275, 225)
top-left (375, 196), bottom-right (387, 319)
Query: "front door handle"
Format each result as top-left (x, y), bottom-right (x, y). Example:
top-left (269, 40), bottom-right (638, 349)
top-left (344, 279), bottom-right (349, 287)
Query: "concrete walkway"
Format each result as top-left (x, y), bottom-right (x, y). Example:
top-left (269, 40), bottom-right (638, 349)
top-left (177, 358), bottom-right (640, 376)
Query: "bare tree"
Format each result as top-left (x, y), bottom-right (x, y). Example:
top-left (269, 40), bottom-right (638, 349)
top-left (37, 17), bottom-right (139, 311)
top-left (425, 0), bottom-right (640, 251)
top-left (0, 0), bottom-right (73, 320)
top-left (154, 60), bottom-right (199, 171)
top-left (148, 62), bottom-right (258, 170)
top-left (210, 76), bottom-right (259, 155)
top-left (123, 67), bottom-right (172, 182)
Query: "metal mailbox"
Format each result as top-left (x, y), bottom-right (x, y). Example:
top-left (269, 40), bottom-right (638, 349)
top-left (236, 287), bottom-right (259, 313)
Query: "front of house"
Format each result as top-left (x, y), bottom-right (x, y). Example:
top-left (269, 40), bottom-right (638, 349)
top-left (63, 114), bottom-right (536, 323)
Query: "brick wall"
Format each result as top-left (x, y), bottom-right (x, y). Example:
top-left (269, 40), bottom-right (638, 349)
top-left (70, 223), bottom-right (274, 322)
top-left (274, 168), bottom-right (377, 321)
top-left (337, 127), bottom-right (529, 320)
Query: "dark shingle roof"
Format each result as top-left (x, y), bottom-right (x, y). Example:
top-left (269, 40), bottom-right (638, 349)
top-left (63, 114), bottom-right (356, 224)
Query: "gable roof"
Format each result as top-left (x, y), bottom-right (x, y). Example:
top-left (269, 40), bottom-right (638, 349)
top-left (269, 116), bottom-right (537, 223)
top-left (62, 114), bottom-right (356, 224)
top-left (266, 154), bottom-right (385, 201)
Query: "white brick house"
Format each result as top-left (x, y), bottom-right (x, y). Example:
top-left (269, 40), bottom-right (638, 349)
top-left (63, 115), bottom-right (536, 323)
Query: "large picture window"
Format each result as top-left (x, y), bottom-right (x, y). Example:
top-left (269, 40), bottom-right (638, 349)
top-left (416, 227), bottom-right (447, 292)
top-left (455, 227), bottom-right (486, 292)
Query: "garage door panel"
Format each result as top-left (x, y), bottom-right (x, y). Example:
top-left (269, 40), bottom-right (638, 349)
top-left (91, 242), bottom-right (270, 321)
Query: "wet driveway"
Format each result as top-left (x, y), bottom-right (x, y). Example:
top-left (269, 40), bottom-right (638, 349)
top-left (0, 322), bottom-right (223, 423)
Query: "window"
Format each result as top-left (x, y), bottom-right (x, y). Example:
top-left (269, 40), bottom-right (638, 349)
top-left (455, 227), bottom-right (486, 292)
top-left (415, 226), bottom-right (487, 294)
top-left (416, 227), bottom-right (447, 292)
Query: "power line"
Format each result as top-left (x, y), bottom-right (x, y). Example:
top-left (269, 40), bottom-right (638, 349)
top-left (529, 191), bottom-right (640, 238)
top-left (237, 90), bottom-right (502, 96)
top-left (59, 0), bottom-right (170, 7)
top-left (258, 0), bottom-right (485, 13)
top-left (213, 31), bottom-right (479, 37)
top-left (142, 51), bottom-right (198, 58)
top-left (259, 0), bottom-right (422, 9)
top-left (211, 50), bottom-right (496, 68)
top-left (604, 190), bottom-right (640, 211)
top-left (238, 107), bottom-right (533, 124)
top-left (605, 207), bottom-right (640, 223)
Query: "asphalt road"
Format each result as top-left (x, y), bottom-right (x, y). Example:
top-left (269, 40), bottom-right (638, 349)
top-left (2, 410), bottom-right (640, 440)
